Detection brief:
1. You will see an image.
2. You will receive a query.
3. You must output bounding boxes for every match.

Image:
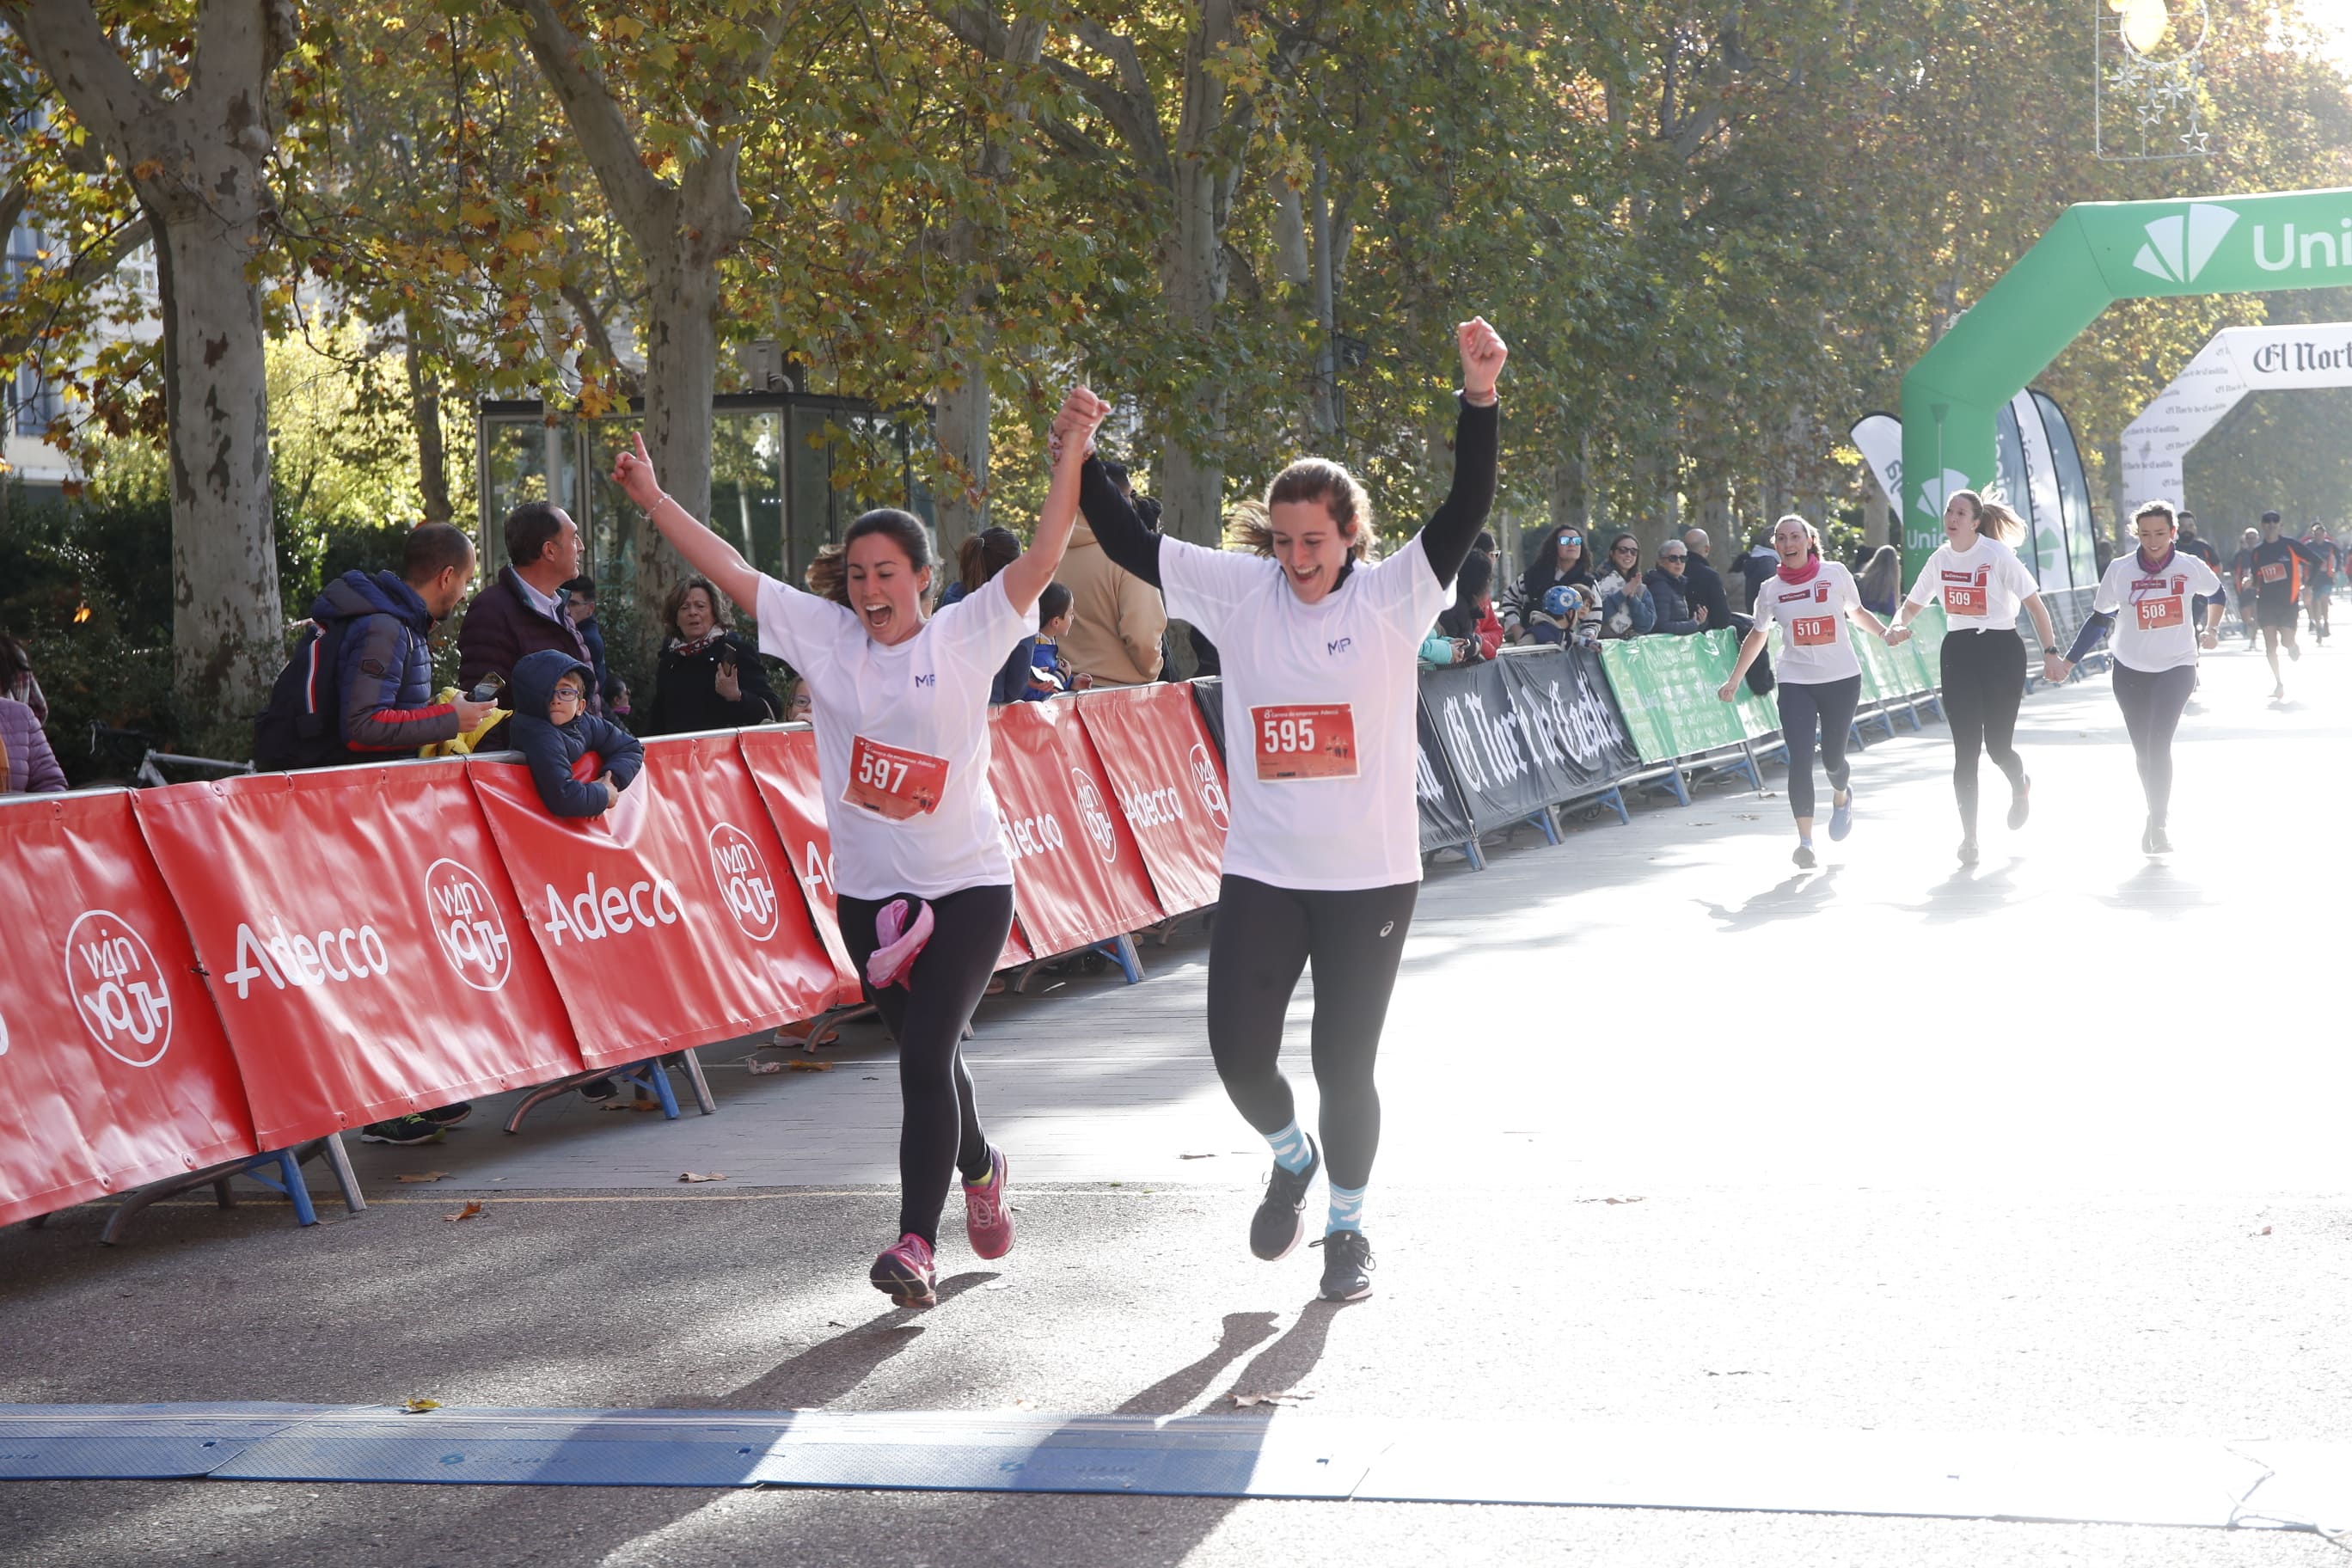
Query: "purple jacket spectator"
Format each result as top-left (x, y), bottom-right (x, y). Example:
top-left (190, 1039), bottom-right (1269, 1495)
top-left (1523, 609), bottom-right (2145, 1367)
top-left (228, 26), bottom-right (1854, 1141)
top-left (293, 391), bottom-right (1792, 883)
top-left (1, 697), bottom-right (66, 793)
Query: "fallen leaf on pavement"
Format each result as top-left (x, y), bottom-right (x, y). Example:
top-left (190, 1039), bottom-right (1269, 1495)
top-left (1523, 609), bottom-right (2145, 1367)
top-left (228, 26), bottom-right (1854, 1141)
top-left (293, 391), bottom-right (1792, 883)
top-left (787, 1060), bottom-right (833, 1073)
top-left (1013, 1397), bottom-right (1038, 1411)
top-left (2253, 1225), bottom-right (2273, 1236)
top-left (443, 1201), bottom-right (483, 1222)
top-left (745, 1059), bottom-right (786, 1075)
top-left (1605, 1196), bottom-right (1646, 1205)
top-left (601, 1101), bottom-right (634, 1112)
top-left (395, 1172), bottom-right (450, 1184)
top-left (1232, 1391), bottom-right (1313, 1408)
top-left (679, 1171), bottom-right (727, 1183)
top-left (401, 1399), bottom-right (441, 1412)
top-left (632, 1099), bottom-right (661, 1112)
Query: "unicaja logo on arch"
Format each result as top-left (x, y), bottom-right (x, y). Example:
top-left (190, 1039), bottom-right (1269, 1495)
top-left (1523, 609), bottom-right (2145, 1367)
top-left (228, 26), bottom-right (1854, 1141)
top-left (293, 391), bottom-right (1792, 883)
top-left (2132, 203), bottom-right (2238, 283)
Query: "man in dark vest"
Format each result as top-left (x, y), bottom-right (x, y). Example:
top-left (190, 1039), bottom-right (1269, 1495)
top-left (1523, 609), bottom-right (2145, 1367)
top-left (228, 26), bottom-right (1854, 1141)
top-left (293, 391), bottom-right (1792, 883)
top-left (458, 501), bottom-right (601, 708)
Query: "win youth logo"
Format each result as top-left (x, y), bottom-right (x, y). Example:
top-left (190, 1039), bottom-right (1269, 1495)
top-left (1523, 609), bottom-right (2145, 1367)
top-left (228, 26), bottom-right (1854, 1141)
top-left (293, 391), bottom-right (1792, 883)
top-left (2132, 203), bottom-right (2239, 284)
top-left (423, 858), bottom-right (514, 993)
top-left (1070, 768), bottom-right (1119, 866)
top-left (705, 821), bottom-right (781, 941)
top-left (64, 910), bottom-right (175, 1067)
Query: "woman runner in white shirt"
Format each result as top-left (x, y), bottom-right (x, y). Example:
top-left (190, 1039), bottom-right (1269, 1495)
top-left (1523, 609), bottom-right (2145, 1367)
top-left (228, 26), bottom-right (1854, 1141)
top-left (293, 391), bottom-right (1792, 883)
top-left (1073, 320), bottom-right (1506, 1303)
top-left (2044, 501), bottom-right (2223, 854)
top-left (609, 388), bottom-right (1108, 1308)
top-left (1718, 515), bottom-right (1892, 868)
top-left (1885, 490), bottom-right (2059, 865)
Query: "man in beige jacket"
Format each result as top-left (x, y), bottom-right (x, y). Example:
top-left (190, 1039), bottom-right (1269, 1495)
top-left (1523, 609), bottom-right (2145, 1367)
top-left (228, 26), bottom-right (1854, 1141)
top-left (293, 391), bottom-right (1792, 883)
top-left (1057, 465), bottom-right (1167, 685)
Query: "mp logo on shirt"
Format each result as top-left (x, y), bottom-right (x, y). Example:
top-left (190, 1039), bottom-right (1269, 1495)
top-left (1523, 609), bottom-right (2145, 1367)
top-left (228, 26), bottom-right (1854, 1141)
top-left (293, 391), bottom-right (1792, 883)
top-left (63, 910), bottom-right (174, 1067)
top-left (1326, 637), bottom-right (1354, 657)
top-left (914, 673), bottom-right (936, 689)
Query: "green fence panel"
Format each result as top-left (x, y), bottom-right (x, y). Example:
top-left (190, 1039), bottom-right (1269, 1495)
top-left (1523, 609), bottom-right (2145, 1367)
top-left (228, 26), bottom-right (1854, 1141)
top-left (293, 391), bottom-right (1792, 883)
top-left (1596, 640), bottom-right (1676, 764)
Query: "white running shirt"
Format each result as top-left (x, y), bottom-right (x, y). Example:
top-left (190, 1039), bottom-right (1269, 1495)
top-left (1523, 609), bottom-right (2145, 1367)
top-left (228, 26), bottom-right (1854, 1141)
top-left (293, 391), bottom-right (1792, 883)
top-left (1161, 537), bottom-right (1451, 891)
top-left (755, 573), bottom-right (1035, 900)
top-left (1750, 562), bottom-right (1864, 685)
top-left (2094, 550), bottom-right (2220, 673)
top-left (1904, 536), bottom-right (2041, 630)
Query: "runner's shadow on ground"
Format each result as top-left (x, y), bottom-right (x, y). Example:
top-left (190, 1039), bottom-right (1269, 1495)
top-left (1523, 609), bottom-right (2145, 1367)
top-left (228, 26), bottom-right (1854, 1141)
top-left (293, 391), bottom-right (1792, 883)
top-left (1695, 867), bottom-right (1841, 933)
top-left (2095, 861), bottom-right (2214, 916)
top-left (1892, 858), bottom-right (2023, 923)
top-left (714, 1271), bottom-right (1000, 1410)
top-left (1117, 1312), bottom-right (1280, 1416)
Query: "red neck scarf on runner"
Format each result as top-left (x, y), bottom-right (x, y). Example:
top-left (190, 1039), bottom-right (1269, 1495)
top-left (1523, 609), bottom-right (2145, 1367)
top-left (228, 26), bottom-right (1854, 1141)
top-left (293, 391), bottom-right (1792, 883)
top-left (2137, 546), bottom-right (2175, 574)
top-left (1776, 555), bottom-right (1822, 585)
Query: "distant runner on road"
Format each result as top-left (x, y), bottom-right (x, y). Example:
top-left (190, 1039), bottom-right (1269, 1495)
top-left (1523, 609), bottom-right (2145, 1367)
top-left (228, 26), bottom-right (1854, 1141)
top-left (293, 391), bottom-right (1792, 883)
top-left (2249, 510), bottom-right (2325, 701)
top-left (2301, 524), bottom-right (2336, 645)
top-left (1718, 514), bottom-right (1891, 869)
top-left (1075, 318), bottom-right (1505, 1304)
top-left (2047, 502), bottom-right (2223, 854)
top-left (1885, 490), bottom-right (2058, 867)
top-left (2230, 527), bottom-right (2263, 648)
top-left (613, 387), bottom-right (1108, 1310)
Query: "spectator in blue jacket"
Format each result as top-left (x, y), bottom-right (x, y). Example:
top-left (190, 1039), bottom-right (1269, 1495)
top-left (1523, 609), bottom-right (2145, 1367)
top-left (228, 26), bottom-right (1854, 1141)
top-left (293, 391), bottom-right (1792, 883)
top-left (306, 524), bottom-right (494, 764)
top-left (509, 651), bottom-right (644, 818)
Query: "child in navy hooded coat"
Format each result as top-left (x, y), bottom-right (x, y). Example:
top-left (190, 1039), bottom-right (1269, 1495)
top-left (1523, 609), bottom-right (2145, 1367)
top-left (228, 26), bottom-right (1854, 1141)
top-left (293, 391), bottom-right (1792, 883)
top-left (510, 649), bottom-right (644, 818)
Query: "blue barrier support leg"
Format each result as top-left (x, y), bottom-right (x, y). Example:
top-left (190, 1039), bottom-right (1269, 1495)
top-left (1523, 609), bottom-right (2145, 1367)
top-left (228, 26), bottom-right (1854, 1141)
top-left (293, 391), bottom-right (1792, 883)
top-left (1527, 809), bottom-right (1561, 846)
top-left (1598, 786), bottom-right (1631, 826)
top-left (1463, 837), bottom-right (1488, 871)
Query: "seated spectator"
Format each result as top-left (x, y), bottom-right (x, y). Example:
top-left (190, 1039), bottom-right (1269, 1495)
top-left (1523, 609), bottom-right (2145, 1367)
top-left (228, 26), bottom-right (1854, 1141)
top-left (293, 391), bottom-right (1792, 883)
top-left (459, 500), bottom-right (603, 711)
top-left (561, 576), bottom-right (629, 719)
top-left (1644, 541), bottom-right (1702, 634)
top-left (642, 577), bottom-right (779, 735)
top-left (1857, 545), bottom-right (1902, 618)
top-left (1421, 551), bottom-right (1503, 666)
top-left (0, 634), bottom-right (46, 725)
top-left (1020, 583), bottom-right (1087, 700)
top-left (0, 694), bottom-right (65, 793)
top-left (510, 651), bottom-right (645, 819)
top-left (1595, 532), bottom-right (1657, 638)
top-left (255, 523), bottom-right (493, 771)
top-left (942, 527), bottom-right (1021, 607)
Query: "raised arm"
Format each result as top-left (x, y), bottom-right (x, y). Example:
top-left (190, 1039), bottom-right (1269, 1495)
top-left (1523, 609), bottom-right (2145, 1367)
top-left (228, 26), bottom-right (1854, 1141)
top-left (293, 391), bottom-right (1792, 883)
top-left (1001, 387), bottom-right (1111, 616)
top-left (1077, 458), bottom-right (1166, 587)
top-left (610, 433), bottom-right (763, 615)
top-left (1417, 317), bottom-right (1506, 587)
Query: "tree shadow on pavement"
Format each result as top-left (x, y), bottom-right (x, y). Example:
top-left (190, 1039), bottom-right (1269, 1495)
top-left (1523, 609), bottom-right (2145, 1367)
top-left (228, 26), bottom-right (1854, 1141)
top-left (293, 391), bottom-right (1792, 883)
top-left (712, 1271), bottom-right (1001, 1411)
top-left (1695, 867), bottom-right (1841, 933)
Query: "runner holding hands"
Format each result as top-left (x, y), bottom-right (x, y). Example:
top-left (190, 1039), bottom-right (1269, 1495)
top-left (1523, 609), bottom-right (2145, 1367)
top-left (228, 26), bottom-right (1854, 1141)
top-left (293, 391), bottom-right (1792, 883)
top-left (1718, 515), bottom-right (1890, 868)
top-left (1885, 490), bottom-right (2058, 866)
top-left (611, 387), bottom-right (1108, 1308)
top-left (1073, 319), bottom-right (1506, 1302)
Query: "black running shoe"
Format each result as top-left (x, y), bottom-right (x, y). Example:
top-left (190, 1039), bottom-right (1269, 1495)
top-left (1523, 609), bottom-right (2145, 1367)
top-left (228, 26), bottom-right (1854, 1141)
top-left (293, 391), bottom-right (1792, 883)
top-left (579, 1076), bottom-right (620, 1102)
top-left (1249, 1136), bottom-right (1320, 1261)
top-left (358, 1114), bottom-right (444, 1146)
top-left (2006, 776), bottom-right (2030, 830)
top-left (1792, 842), bottom-right (1816, 869)
top-left (1957, 836), bottom-right (1979, 867)
top-left (1313, 1229), bottom-right (1375, 1302)
top-left (2146, 823), bottom-right (2172, 854)
top-left (421, 1102), bottom-right (473, 1129)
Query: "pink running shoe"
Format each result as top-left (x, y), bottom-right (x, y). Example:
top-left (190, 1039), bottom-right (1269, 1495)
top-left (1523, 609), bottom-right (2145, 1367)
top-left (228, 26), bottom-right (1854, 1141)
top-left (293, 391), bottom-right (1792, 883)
top-left (963, 1146), bottom-right (1014, 1260)
top-left (865, 897), bottom-right (934, 991)
top-left (870, 1233), bottom-right (937, 1308)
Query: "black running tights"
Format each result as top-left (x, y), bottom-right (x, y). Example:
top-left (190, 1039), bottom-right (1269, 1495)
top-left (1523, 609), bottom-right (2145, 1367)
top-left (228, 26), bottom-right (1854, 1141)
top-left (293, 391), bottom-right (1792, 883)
top-left (837, 884), bottom-right (1013, 1245)
top-left (2112, 662), bottom-right (2195, 827)
top-left (1939, 628), bottom-right (2027, 835)
top-left (1775, 674), bottom-right (1861, 822)
top-left (1206, 873), bottom-right (1419, 1192)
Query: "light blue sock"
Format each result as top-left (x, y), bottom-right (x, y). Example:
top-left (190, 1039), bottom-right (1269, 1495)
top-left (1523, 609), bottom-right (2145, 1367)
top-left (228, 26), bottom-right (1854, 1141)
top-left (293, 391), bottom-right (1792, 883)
top-left (1265, 1119), bottom-right (1314, 1175)
top-left (1327, 1182), bottom-right (1366, 1234)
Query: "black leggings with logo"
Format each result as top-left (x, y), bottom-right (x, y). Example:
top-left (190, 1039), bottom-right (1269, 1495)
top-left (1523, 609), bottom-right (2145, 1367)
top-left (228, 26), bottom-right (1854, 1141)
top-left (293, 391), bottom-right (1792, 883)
top-left (836, 884), bottom-right (1014, 1246)
top-left (1775, 674), bottom-right (1861, 822)
top-left (1939, 628), bottom-right (2027, 835)
top-left (1206, 873), bottom-right (1420, 1192)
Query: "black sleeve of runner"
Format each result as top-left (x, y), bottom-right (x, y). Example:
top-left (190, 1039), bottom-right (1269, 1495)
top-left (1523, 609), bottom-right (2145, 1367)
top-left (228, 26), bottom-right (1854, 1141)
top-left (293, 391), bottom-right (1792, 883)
top-left (1417, 396), bottom-right (1501, 589)
top-left (2064, 609), bottom-right (2115, 665)
top-left (1077, 457), bottom-right (1164, 590)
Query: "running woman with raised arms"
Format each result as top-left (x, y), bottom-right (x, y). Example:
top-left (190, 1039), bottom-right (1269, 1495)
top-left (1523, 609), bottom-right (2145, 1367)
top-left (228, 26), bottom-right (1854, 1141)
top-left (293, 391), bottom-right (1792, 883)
top-left (1718, 514), bottom-right (1891, 868)
top-left (2045, 501), bottom-right (2224, 854)
top-left (1075, 319), bottom-right (1505, 1302)
top-left (1885, 490), bottom-right (2058, 866)
top-left (611, 388), bottom-right (1107, 1308)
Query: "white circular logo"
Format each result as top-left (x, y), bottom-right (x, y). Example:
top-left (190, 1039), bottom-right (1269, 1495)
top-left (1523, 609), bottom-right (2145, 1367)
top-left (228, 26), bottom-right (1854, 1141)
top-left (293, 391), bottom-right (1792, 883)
top-left (422, 859), bottom-right (515, 992)
top-left (1070, 769), bottom-right (1118, 866)
top-left (62, 910), bottom-right (175, 1067)
top-left (1188, 743), bottom-right (1230, 832)
top-left (0, 1008), bottom-right (9, 1058)
top-left (706, 822), bottom-right (781, 941)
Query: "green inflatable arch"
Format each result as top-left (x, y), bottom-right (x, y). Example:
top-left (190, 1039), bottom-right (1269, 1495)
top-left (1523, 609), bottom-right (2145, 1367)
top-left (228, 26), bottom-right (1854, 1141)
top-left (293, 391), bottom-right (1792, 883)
top-left (1900, 185), bottom-right (2352, 585)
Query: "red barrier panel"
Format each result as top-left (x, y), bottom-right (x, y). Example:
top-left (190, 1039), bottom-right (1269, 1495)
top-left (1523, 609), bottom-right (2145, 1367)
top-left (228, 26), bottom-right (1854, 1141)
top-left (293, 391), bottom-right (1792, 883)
top-left (738, 726), bottom-right (1030, 982)
top-left (469, 737), bottom-right (837, 1063)
top-left (987, 700), bottom-right (1166, 959)
top-left (134, 763), bottom-right (587, 1146)
top-left (0, 792), bottom-right (257, 1227)
top-left (1073, 683), bottom-right (1229, 916)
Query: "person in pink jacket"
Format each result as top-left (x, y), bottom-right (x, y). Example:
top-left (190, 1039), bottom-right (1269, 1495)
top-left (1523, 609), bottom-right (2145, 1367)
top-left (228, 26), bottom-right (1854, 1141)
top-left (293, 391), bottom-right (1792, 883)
top-left (0, 696), bottom-right (66, 793)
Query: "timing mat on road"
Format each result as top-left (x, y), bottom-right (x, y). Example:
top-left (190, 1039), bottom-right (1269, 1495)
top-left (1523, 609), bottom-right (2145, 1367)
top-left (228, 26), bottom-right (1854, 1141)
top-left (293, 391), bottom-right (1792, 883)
top-left (2, 1403), bottom-right (2347, 1533)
